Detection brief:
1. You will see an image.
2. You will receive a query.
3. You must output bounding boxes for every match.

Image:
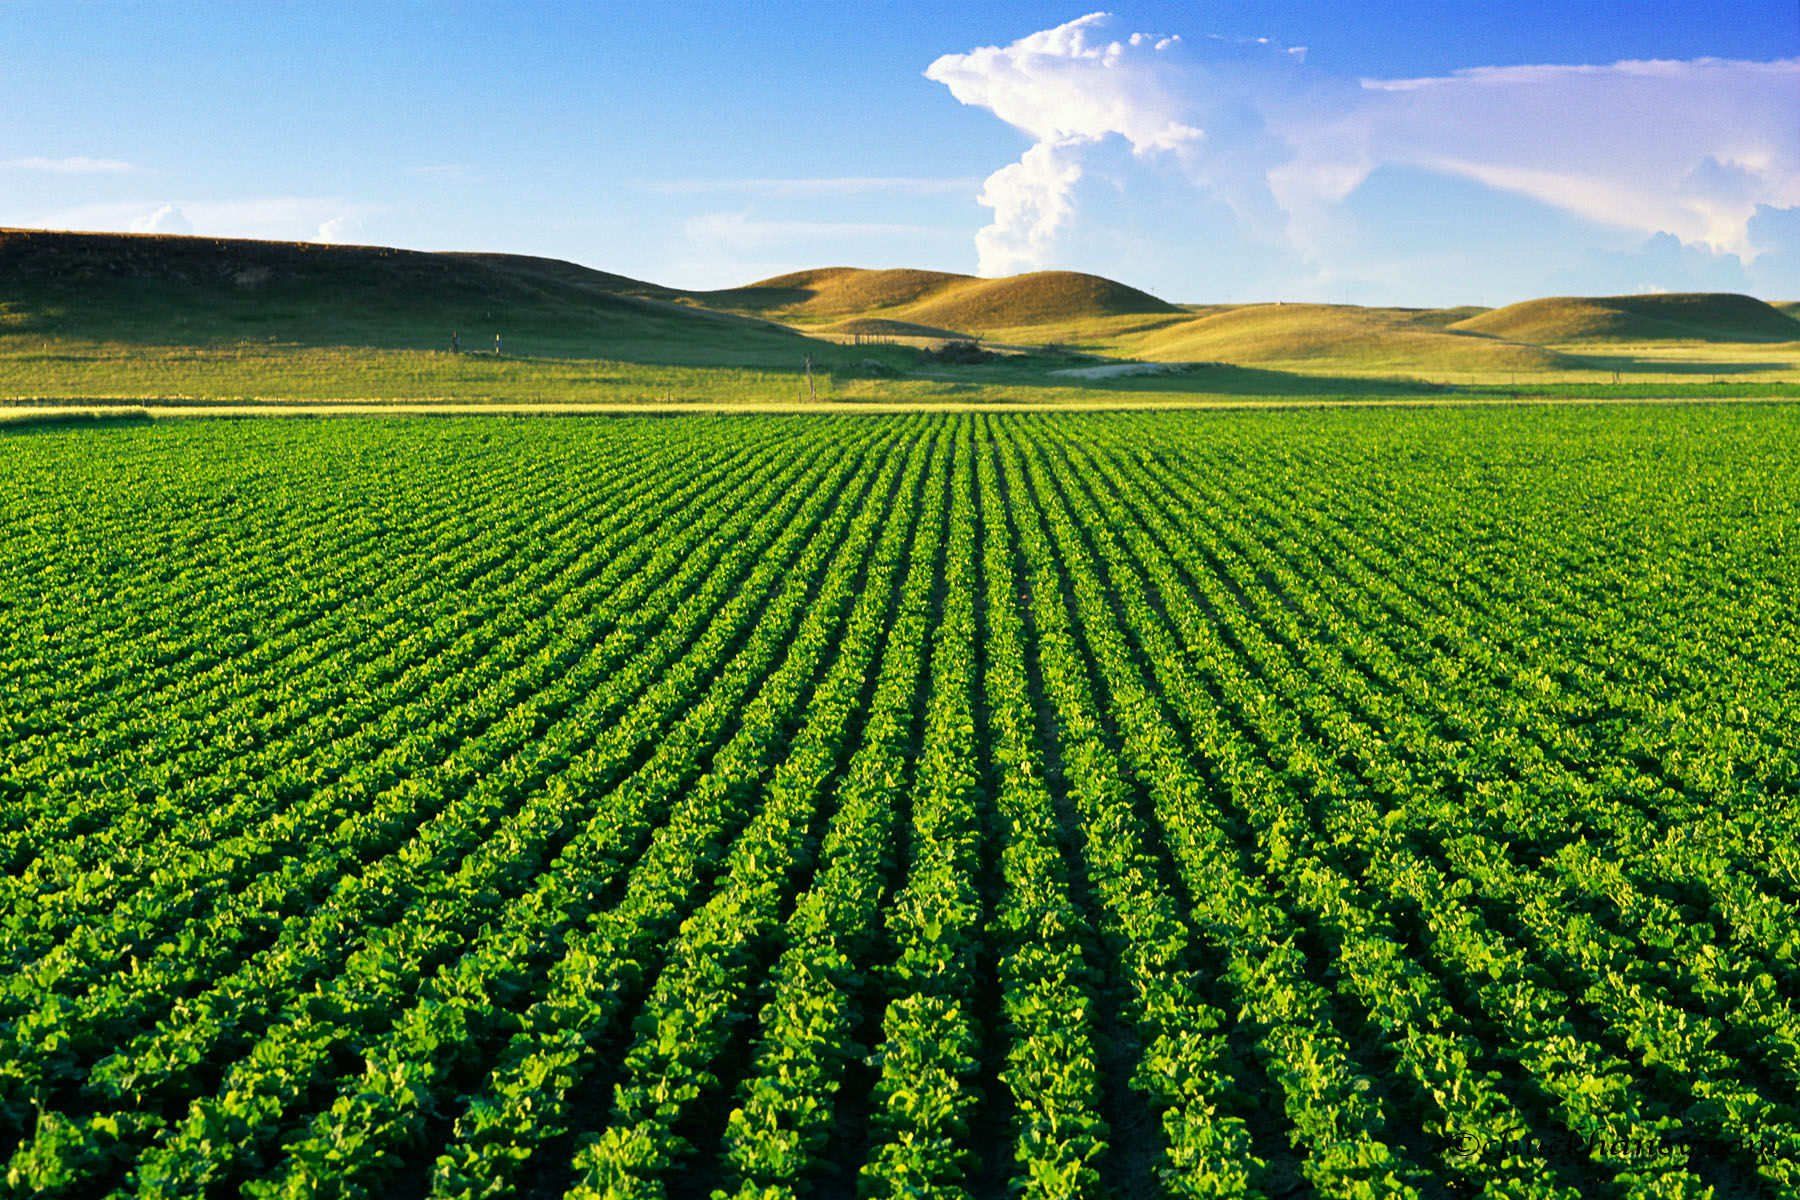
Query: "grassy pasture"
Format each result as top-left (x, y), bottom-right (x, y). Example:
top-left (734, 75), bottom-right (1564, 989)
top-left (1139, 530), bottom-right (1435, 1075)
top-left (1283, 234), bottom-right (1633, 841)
top-left (4, 229), bottom-right (1799, 408)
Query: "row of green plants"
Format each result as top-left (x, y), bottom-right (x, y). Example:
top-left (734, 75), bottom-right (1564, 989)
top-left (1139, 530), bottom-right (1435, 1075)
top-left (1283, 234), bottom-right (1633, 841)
top-left (2, 407), bottom-right (1797, 1196)
top-left (136, 423), bottom-right (914, 1199)
top-left (555, 425), bottom-right (943, 1200)
top-left (6, 420), bottom-right (905, 1193)
top-left (2, 427), bottom-right (808, 1117)
top-left (1066, 412), bottom-right (1799, 1192)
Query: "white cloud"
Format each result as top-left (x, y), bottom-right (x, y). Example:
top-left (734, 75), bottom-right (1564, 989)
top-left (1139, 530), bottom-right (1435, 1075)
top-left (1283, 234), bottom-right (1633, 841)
top-left (973, 141), bottom-right (1084, 275)
top-left (130, 204), bottom-right (192, 235)
top-left (1333, 57), bottom-right (1800, 257)
top-left (926, 13), bottom-right (1203, 152)
top-left (17, 197), bottom-right (375, 244)
top-left (1, 155), bottom-right (134, 174)
top-left (925, 12), bottom-right (1208, 274)
top-left (928, 14), bottom-right (1800, 277)
top-left (649, 176), bottom-right (978, 197)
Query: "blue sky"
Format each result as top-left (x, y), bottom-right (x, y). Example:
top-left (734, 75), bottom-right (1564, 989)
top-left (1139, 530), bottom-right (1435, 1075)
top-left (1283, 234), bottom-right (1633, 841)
top-left (2, 2), bottom-right (1796, 303)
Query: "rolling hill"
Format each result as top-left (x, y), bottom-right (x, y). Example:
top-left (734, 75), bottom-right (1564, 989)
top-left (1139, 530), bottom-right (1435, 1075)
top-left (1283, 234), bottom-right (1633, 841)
top-left (5, 230), bottom-right (1797, 403)
top-left (1118, 303), bottom-right (1575, 373)
top-left (1452, 292), bottom-right (1800, 344)
top-left (901, 271), bottom-right (1179, 332)
top-left (0, 227), bottom-right (813, 365)
top-left (710, 266), bottom-right (1180, 338)
top-left (707, 267), bottom-right (970, 319)
top-left (702, 269), bottom-right (1621, 373)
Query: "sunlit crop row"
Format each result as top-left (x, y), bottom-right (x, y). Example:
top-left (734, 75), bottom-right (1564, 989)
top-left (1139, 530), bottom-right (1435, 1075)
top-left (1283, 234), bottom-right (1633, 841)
top-left (3, 406), bottom-right (1797, 1198)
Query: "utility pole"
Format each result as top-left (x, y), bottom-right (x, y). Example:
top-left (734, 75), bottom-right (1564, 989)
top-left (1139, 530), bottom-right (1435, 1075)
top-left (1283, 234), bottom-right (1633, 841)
top-left (805, 355), bottom-right (816, 402)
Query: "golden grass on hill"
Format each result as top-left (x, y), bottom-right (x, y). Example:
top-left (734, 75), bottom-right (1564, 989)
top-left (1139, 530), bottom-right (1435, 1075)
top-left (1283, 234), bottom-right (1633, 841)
top-left (1453, 293), bottom-right (1800, 344)
top-left (713, 268), bottom-right (968, 319)
top-left (899, 270), bottom-right (1178, 331)
top-left (1394, 305), bottom-right (1493, 329)
top-left (1115, 303), bottom-right (1573, 372)
top-left (716, 266), bottom-right (1178, 337)
top-left (6, 230), bottom-right (1800, 401)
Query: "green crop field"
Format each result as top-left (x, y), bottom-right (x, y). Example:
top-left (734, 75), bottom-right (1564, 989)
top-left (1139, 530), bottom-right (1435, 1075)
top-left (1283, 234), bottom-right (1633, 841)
top-left (4, 406), bottom-right (1800, 1199)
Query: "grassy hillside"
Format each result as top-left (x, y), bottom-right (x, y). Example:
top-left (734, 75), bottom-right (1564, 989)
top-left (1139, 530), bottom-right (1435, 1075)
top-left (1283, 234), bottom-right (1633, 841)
top-left (712, 265), bottom-right (1179, 339)
top-left (900, 270), bottom-right (1178, 333)
top-left (0, 227), bottom-right (819, 367)
top-left (818, 316), bottom-right (974, 341)
top-left (1452, 292), bottom-right (1800, 344)
top-left (4, 229), bottom-right (1798, 404)
top-left (710, 267), bottom-right (968, 319)
top-left (1117, 303), bottom-right (1573, 373)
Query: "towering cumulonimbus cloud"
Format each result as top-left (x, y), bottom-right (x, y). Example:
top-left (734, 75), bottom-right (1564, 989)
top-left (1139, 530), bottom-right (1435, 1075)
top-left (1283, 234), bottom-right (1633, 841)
top-left (927, 12), bottom-right (1800, 277)
top-left (970, 142), bottom-right (1084, 276)
top-left (926, 14), bottom-right (1211, 275)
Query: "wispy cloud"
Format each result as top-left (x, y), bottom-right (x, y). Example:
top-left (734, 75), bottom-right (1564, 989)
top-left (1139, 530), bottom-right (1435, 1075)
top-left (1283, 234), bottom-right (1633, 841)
top-left (928, 13), bottom-right (1800, 277)
top-left (17, 197), bottom-right (376, 245)
top-left (1326, 57), bottom-right (1800, 257)
top-left (315, 216), bottom-right (358, 243)
top-left (649, 176), bottom-right (979, 197)
top-left (131, 204), bottom-right (191, 234)
top-left (2, 155), bottom-right (135, 174)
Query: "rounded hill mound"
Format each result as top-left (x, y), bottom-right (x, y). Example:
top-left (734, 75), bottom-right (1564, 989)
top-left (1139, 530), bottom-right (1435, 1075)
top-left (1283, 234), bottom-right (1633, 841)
top-left (1452, 293), bottom-right (1800, 343)
top-left (1128, 304), bottom-right (1572, 372)
top-left (902, 270), bottom-right (1179, 333)
top-left (730, 268), bottom-right (971, 318)
top-left (720, 267), bottom-right (1179, 335)
top-left (0, 228), bottom-right (808, 359)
